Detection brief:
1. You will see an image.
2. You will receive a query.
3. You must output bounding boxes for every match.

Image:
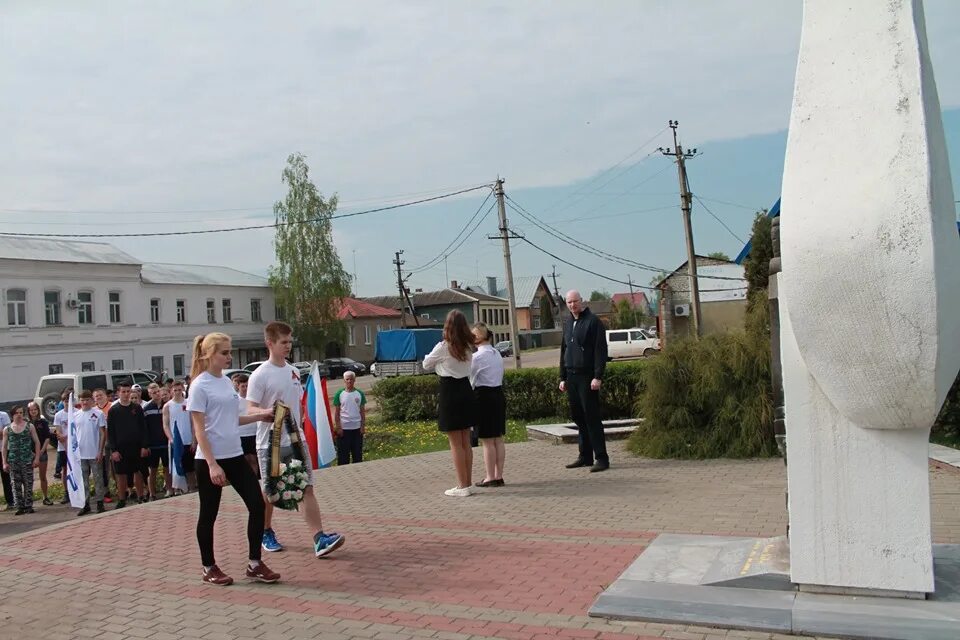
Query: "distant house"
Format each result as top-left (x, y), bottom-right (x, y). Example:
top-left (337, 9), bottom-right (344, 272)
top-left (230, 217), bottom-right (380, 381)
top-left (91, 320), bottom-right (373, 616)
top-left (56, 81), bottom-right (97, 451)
top-left (362, 282), bottom-right (513, 344)
top-left (335, 297), bottom-right (438, 364)
top-left (656, 255), bottom-right (748, 345)
top-left (611, 291), bottom-right (654, 317)
top-left (461, 275), bottom-right (558, 331)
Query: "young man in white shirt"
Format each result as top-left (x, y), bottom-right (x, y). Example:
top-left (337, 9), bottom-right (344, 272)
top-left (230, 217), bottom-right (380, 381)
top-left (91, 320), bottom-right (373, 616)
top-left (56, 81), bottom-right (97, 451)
top-left (74, 389), bottom-right (108, 515)
top-left (246, 321), bottom-right (345, 558)
top-left (333, 372), bottom-right (366, 465)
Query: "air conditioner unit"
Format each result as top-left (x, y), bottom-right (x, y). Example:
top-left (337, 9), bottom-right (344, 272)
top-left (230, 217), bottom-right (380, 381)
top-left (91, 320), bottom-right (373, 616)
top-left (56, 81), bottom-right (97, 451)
top-left (65, 298), bottom-right (78, 310)
top-left (674, 304), bottom-right (690, 317)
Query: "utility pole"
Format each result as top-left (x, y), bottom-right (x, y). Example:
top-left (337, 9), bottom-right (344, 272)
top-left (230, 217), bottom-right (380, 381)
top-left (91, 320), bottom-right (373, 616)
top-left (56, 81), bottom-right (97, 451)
top-left (551, 265), bottom-right (561, 301)
top-left (394, 250), bottom-right (407, 328)
top-left (627, 273), bottom-right (635, 300)
top-left (444, 255), bottom-right (449, 287)
top-left (659, 120), bottom-right (702, 338)
top-left (490, 178), bottom-right (522, 369)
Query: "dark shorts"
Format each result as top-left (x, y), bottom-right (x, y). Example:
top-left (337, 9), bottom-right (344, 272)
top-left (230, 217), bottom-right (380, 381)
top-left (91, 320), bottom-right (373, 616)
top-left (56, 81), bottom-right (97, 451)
top-left (147, 446), bottom-right (169, 469)
top-left (39, 450), bottom-right (49, 463)
top-left (114, 446), bottom-right (146, 475)
top-left (57, 450), bottom-right (67, 469)
top-left (180, 448), bottom-right (196, 474)
top-left (240, 435), bottom-right (257, 456)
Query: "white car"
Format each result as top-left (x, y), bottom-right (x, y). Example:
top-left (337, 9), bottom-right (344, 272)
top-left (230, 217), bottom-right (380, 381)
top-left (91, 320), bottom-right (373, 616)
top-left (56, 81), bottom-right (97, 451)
top-left (606, 328), bottom-right (661, 359)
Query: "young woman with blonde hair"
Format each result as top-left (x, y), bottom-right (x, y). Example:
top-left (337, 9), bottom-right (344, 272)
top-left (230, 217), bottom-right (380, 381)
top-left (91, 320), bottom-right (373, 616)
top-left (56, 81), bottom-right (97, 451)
top-left (423, 310), bottom-right (478, 497)
top-left (187, 333), bottom-right (279, 586)
top-left (470, 322), bottom-right (506, 487)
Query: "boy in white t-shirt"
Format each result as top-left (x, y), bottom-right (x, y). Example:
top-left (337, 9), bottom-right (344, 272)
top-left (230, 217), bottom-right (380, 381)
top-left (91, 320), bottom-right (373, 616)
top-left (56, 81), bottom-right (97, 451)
top-left (333, 371), bottom-right (366, 465)
top-left (74, 390), bottom-right (108, 515)
top-left (246, 321), bottom-right (345, 558)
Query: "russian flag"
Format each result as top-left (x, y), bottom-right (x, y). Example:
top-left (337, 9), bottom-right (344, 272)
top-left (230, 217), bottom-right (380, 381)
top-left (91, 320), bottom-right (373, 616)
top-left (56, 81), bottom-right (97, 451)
top-left (302, 362), bottom-right (337, 469)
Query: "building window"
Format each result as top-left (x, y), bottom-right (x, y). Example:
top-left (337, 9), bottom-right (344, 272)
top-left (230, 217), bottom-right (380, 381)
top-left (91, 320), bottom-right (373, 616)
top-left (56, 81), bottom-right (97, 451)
top-left (6, 289), bottom-right (26, 326)
top-left (176, 299), bottom-right (186, 323)
top-left (111, 359), bottom-right (124, 370)
top-left (421, 313), bottom-right (430, 319)
top-left (109, 291), bottom-right (121, 323)
top-left (250, 298), bottom-right (262, 322)
top-left (222, 299), bottom-right (232, 323)
top-left (347, 325), bottom-right (355, 346)
top-left (151, 356), bottom-right (164, 373)
top-left (44, 290), bottom-right (62, 326)
top-left (364, 325), bottom-right (372, 345)
top-left (534, 316), bottom-right (541, 329)
top-left (275, 304), bottom-right (286, 321)
top-left (173, 354), bottom-right (185, 377)
top-left (81, 361), bottom-right (95, 372)
top-left (49, 364), bottom-right (63, 375)
top-left (150, 298), bottom-right (161, 324)
top-left (78, 291), bottom-right (93, 325)
top-left (206, 299), bottom-right (216, 323)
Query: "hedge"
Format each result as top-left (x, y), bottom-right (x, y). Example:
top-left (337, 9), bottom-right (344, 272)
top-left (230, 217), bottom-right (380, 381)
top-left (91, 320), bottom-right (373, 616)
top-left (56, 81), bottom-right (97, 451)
top-left (373, 360), bottom-right (649, 423)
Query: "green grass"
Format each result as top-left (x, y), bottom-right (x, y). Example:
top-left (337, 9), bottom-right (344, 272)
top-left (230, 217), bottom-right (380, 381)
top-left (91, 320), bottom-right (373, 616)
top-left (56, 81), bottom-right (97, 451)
top-left (362, 416), bottom-right (548, 462)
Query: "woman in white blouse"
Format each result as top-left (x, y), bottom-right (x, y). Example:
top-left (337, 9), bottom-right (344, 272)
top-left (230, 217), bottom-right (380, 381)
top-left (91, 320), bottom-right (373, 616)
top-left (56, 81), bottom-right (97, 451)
top-left (470, 322), bottom-right (506, 487)
top-left (423, 310), bottom-right (477, 497)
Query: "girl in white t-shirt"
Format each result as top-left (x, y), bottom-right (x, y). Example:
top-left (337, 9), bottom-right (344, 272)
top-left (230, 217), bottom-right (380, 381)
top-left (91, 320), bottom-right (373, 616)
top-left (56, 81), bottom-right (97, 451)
top-left (187, 332), bottom-right (279, 587)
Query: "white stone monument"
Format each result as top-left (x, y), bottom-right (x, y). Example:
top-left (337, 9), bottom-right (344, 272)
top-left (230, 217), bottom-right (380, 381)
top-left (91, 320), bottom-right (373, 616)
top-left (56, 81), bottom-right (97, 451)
top-left (780, 0), bottom-right (960, 595)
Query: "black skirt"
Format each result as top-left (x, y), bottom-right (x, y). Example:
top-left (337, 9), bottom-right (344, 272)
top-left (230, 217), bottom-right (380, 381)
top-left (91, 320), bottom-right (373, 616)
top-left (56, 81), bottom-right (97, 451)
top-left (438, 376), bottom-right (476, 432)
top-left (475, 385), bottom-right (506, 439)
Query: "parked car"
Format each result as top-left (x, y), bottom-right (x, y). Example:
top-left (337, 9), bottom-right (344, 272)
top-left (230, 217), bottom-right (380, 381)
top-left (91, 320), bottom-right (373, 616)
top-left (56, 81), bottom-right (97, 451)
top-left (494, 341), bottom-right (513, 357)
top-left (34, 370), bottom-right (159, 421)
top-left (323, 357), bottom-right (367, 378)
top-left (223, 368), bottom-right (247, 380)
top-left (605, 328), bottom-right (661, 360)
top-left (242, 361), bottom-right (265, 373)
top-left (242, 360), bottom-right (330, 380)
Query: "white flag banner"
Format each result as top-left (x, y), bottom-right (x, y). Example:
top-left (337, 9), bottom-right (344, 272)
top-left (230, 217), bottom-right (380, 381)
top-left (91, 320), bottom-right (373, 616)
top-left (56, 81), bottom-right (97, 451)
top-left (64, 393), bottom-right (86, 508)
top-left (169, 418), bottom-right (188, 492)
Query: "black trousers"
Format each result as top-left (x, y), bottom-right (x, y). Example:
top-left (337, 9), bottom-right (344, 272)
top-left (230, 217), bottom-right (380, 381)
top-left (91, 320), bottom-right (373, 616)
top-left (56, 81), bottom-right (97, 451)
top-left (337, 429), bottom-right (363, 465)
top-left (566, 372), bottom-right (608, 464)
top-left (196, 455), bottom-right (264, 567)
top-left (1, 467), bottom-right (12, 506)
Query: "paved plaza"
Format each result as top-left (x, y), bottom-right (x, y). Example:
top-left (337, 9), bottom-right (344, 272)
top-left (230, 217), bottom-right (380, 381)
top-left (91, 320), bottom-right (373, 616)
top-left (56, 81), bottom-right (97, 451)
top-left (2, 439), bottom-right (960, 640)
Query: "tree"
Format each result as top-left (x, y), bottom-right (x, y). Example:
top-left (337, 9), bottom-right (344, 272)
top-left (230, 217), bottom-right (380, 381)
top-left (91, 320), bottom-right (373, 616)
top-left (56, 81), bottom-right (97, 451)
top-left (743, 211), bottom-right (773, 295)
top-left (589, 289), bottom-right (611, 302)
top-left (269, 153), bottom-right (352, 357)
top-left (538, 294), bottom-right (555, 329)
top-left (609, 298), bottom-right (645, 329)
top-left (707, 251), bottom-right (731, 261)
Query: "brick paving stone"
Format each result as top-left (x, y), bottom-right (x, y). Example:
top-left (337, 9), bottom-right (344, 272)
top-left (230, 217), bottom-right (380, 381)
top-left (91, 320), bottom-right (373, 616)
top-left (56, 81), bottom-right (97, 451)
top-left (2, 440), bottom-right (959, 640)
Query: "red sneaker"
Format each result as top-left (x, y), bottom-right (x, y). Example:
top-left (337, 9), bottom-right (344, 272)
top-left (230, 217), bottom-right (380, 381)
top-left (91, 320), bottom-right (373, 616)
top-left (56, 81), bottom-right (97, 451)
top-left (201, 565), bottom-right (233, 586)
top-left (103, 496), bottom-right (113, 504)
top-left (245, 561), bottom-right (280, 584)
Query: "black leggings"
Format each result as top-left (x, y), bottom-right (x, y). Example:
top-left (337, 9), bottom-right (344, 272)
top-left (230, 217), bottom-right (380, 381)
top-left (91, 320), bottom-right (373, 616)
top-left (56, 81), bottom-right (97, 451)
top-left (196, 455), bottom-right (264, 567)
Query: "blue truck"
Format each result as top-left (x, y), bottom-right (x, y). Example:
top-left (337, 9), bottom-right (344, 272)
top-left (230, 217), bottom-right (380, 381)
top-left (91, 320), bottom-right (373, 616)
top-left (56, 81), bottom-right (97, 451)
top-left (372, 328), bottom-right (443, 377)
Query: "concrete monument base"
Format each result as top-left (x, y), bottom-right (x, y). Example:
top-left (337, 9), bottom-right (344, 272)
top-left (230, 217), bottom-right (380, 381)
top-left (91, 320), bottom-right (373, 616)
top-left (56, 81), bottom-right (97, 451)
top-left (589, 534), bottom-right (960, 640)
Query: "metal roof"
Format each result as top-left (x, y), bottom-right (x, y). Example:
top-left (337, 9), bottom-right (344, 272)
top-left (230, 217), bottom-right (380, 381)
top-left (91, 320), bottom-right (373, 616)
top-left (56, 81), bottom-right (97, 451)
top-left (140, 263), bottom-right (269, 287)
top-left (0, 237), bottom-right (140, 265)
top-left (362, 288), bottom-right (506, 309)
top-left (337, 297), bottom-right (401, 320)
top-left (461, 276), bottom-right (550, 308)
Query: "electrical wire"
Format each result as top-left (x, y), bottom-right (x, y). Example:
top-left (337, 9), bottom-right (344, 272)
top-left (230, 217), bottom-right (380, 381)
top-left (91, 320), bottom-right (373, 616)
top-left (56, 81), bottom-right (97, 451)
top-left (405, 201), bottom-right (497, 279)
top-left (0, 184), bottom-right (494, 239)
top-left (692, 195), bottom-right (746, 244)
top-left (406, 188), bottom-right (494, 273)
top-left (694, 195), bottom-right (763, 211)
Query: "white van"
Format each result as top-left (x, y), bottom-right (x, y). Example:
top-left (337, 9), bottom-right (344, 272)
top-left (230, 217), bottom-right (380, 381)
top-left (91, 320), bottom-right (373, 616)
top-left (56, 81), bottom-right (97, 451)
top-left (34, 370), bottom-right (159, 421)
top-left (606, 328), bottom-right (661, 360)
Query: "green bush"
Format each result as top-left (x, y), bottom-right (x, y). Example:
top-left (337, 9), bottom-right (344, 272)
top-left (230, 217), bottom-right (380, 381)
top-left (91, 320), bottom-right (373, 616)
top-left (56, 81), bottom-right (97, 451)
top-left (373, 360), bottom-right (649, 423)
top-left (628, 331), bottom-right (777, 459)
top-left (932, 372), bottom-right (960, 447)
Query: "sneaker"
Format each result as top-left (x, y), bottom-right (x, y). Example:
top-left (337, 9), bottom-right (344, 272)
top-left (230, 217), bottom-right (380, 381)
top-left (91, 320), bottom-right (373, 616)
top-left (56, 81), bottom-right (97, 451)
top-left (59, 497), bottom-right (70, 505)
top-left (164, 491), bottom-right (174, 499)
top-left (245, 561), bottom-right (280, 584)
top-left (201, 565), bottom-right (234, 586)
top-left (116, 500), bottom-right (126, 509)
top-left (42, 497), bottom-right (53, 506)
top-left (53, 472), bottom-right (62, 480)
top-left (261, 529), bottom-right (283, 553)
top-left (77, 504), bottom-right (91, 517)
top-left (96, 501), bottom-right (105, 514)
top-left (443, 486), bottom-right (473, 497)
top-left (314, 532), bottom-right (345, 558)
top-left (14, 508), bottom-right (26, 516)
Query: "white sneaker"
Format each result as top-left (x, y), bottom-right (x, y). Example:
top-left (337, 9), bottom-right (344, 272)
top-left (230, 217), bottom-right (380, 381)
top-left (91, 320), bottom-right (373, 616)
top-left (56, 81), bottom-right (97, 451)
top-left (444, 486), bottom-right (473, 497)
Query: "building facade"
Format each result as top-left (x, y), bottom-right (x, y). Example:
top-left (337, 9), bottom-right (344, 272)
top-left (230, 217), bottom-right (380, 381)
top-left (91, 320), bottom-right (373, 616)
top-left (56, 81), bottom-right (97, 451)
top-left (335, 297), bottom-right (440, 363)
top-left (657, 256), bottom-right (748, 345)
top-left (0, 238), bottom-right (274, 402)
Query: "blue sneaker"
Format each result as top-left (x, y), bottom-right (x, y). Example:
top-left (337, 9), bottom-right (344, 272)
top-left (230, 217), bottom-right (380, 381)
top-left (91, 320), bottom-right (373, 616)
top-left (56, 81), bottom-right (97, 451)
top-left (314, 532), bottom-right (345, 558)
top-left (262, 528), bottom-right (283, 553)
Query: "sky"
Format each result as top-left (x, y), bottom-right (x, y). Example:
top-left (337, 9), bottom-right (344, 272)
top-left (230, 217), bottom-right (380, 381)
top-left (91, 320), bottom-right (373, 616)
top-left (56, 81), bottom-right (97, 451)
top-left (3, 1), bottom-right (960, 298)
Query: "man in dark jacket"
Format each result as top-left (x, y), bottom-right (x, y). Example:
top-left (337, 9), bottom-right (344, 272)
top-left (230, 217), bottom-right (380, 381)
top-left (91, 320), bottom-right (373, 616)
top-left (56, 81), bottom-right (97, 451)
top-left (559, 289), bottom-right (609, 471)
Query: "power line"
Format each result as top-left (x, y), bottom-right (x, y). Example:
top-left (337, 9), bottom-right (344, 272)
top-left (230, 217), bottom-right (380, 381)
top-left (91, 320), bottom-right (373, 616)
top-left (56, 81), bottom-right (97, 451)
top-left (694, 195), bottom-right (763, 211)
top-left (692, 194), bottom-right (746, 244)
top-left (406, 201), bottom-right (497, 277)
top-left (406, 188), bottom-right (494, 273)
top-left (0, 184), bottom-right (493, 239)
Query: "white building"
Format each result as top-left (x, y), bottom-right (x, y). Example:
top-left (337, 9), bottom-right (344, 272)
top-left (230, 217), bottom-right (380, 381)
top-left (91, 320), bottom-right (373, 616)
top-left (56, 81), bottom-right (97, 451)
top-left (0, 237), bottom-right (276, 403)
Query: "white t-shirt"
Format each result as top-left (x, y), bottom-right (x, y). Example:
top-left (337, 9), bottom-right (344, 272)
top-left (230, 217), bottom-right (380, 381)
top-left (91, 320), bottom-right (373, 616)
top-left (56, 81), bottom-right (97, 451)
top-left (246, 360), bottom-right (305, 451)
top-left (0, 411), bottom-right (10, 429)
top-left (166, 398), bottom-right (193, 446)
top-left (236, 393), bottom-right (257, 438)
top-left (53, 408), bottom-right (68, 452)
top-left (186, 372), bottom-right (243, 461)
top-left (334, 388), bottom-right (365, 429)
top-left (470, 344), bottom-right (505, 388)
top-left (74, 407), bottom-right (106, 460)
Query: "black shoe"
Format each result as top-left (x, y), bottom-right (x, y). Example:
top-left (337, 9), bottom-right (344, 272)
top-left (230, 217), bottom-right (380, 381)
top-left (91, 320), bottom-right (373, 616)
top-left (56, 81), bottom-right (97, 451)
top-left (494, 479), bottom-right (505, 487)
top-left (116, 500), bottom-right (126, 509)
top-left (53, 472), bottom-right (62, 480)
top-left (589, 461), bottom-right (610, 473)
top-left (14, 508), bottom-right (26, 516)
top-left (475, 479), bottom-right (496, 487)
top-left (77, 504), bottom-right (91, 517)
top-left (42, 497), bottom-right (53, 506)
top-left (59, 497), bottom-right (70, 505)
top-left (565, 459), bottom-right (591, 469)
top-left (26, 507), bottom-right (35, 513)
top-left (96, 501), bottom-right (105, 513)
